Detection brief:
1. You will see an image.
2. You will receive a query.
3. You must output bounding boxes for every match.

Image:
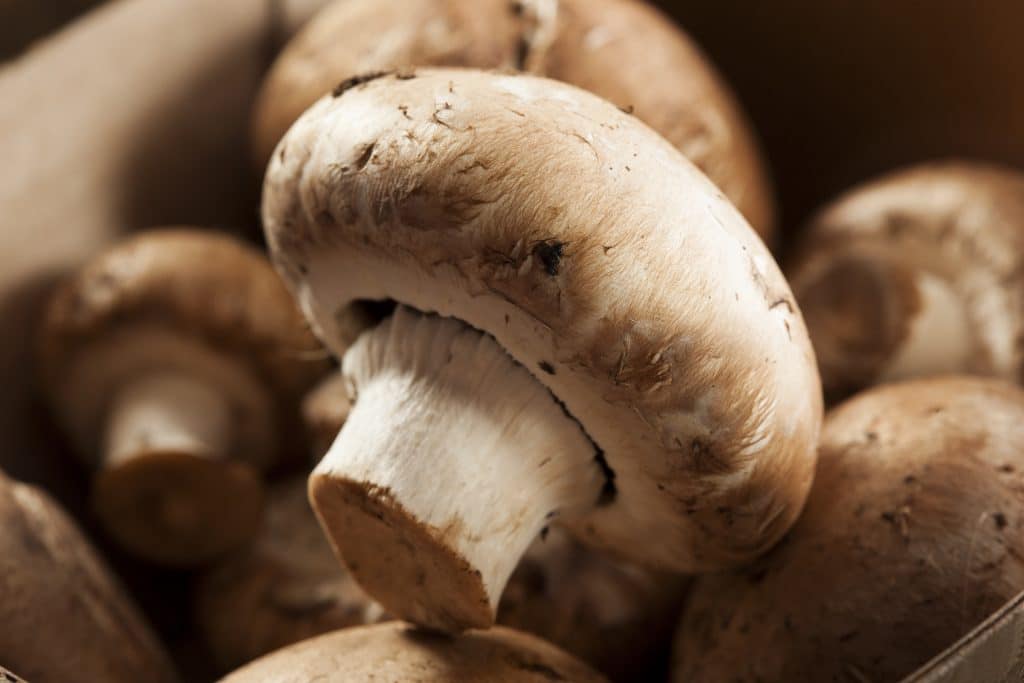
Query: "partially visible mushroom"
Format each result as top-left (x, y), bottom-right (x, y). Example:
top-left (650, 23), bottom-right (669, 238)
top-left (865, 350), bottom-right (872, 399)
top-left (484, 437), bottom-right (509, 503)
top-left (788, 162), bottom-right (1024, 400)
top-left (300, 371), bottom-right (350, 460)
top-left (0, 469), bottom-right (177, 682)
top-left (0, 667), bottom-right (21, 683)
top-left (219, 622), bottom-right (608, 682)
top-left (195, 477), bottom-right (389, 672)
top-left (38, 228), bottom-right (328, 566)
top-left (252, 0), bottom-right (775, 238)
top-left (263, 69), bottom-right (821, 632)
top-left (673, 376), bottom-right (1024, 683)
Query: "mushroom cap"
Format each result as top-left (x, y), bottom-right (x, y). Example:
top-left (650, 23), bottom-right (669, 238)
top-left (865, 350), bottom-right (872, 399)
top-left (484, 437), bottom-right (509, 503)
top-left (219, 622), bottom-right (608, 682)
top-left (196, 478), bottom-right (388, 671)
top-left (263, 69), bottom-right (821, 573)
top-left (673, 376), bottom-right (1024, 683)
top-left (0, 472), bottom-right (177, 682)
top-left (788, 161), bottom-right (1024, 399)
top-left (39, 228), bottom-right (329, 468)
top-left (252, 0), bottom-right (774, 237)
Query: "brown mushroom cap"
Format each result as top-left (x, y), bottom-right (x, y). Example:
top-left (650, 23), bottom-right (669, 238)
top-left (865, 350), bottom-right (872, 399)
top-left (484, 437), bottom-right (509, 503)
top-left (673, 376), bottom-right (1024, 683)
top-left (219, 622), bottom-right (608, 682)
top-left (788, 161), bottom-right (1024, 400)
top-left (252, 0), bottom-right (774, 238)
top-left (195, 478), bottom-right (389, 672)
top-left (0, 471), bottom-right (177, 682)
top-left (264, 69), bottom-right (821, 575)
top-left (38, 228), bottom-right (329, 564)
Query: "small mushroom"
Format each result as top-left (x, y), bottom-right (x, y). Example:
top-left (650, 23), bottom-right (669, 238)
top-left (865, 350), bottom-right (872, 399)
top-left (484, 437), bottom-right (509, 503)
top-left (252, 0), bottom-right (775, 238)
top-left (38, 228), bottom-right (328, 566)
top-left (788, 161), bottom-right (1024, 400)
top-left (673, 376), bottom-right (1024, 683)
top-left (195, 477), bottom-right (389, 672)
top-left (0, 667), bottom-right (21, 682)
top-left (219, 622), bottom-right (608, 682)
top-left (0, 469), bottom-right (177, 682)
top-left (263, 69), bottom-right (821, 631)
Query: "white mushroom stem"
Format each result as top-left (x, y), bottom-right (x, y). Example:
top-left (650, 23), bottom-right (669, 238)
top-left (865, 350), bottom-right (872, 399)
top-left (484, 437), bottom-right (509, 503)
top-left (878, 270), bottom-right (972, 382)
top-left (309, 306), bottom-right (605, 632)
top-left (103, 372), bottom-right (232, 471)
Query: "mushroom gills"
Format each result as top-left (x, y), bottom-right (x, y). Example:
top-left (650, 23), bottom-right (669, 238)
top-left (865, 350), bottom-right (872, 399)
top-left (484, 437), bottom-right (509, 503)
top-left (310, 305), bottom-right (605, 632)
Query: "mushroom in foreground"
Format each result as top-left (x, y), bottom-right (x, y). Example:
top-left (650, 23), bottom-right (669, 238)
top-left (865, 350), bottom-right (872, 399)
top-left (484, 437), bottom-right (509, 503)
top-left (788, 161), bottom-right (1024, 400)
top-left (198, 373), bottom-right (686, 675)
top-left (252, 0), bottom-right (775, 238)
top-left (263, 69), bottom-right (822, 631)
top-left (0, 469), bottom-right (177, 682)
top-left (195, 477), bottom-right (389, 671)
top-left (219, 622), bottom-right (608, 682)
top-left (38, 228), bottom-right (328, 566)
top-left (673, 376), bottom-right (1024, 683)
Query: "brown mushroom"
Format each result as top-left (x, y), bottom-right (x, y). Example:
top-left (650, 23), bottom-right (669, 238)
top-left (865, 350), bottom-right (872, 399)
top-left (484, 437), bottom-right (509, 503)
top-left (219, 622), bottom-right (608, 682)
top-left (263, 69), bottom-right (821, 631)
top-left (673, 375), bottom-right (1024, 683)
top-left (0, 469), bottom-right (177, 682)
top-left (38, 228), bottom-right (328, 566)
top-left (252, 0), bottom-right (775, 238)
top-left (788, 161), bottom-right (1024, 401)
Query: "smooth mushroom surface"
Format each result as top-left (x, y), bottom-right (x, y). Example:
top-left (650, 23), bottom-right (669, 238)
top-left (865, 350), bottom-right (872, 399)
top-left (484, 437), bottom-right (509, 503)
top-left (195, 477), bottom-right (390, 672)
top-left (252, 0), bottom-right (775, 238)
top-left (263, 69), bottom-right (821, 631)
top-left (219, 622), bottom-right (608, 682)
top-left (0, 470), bottom-right (177, 683)
top-left (788, 161), bottom-right (1024, 401)
top-left (200, 377), bottom-right (687, 678)
top-left (673, 376), bottom-right (1024, 683)
top-left (38, 228), bottom-right (329, 566)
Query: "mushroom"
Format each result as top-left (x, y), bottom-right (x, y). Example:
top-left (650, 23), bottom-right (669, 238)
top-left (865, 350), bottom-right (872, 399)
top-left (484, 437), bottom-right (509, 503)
top-left (263, 69), bottom-right (822, 632)
top-left (0, 469), bottom-right (177, 682)
top-left (220, 622), bottom-right (608, 682)
top-left (195, 477), bottom-right (389, 672)
top-left (252, 0), bottom-right (775, 238)
top-left (787, 161), bottom-right (1024, 401)
top-left (672, 375), bottom-right (1024, 683)
top-left (38, 228), bottom-right (328, 566)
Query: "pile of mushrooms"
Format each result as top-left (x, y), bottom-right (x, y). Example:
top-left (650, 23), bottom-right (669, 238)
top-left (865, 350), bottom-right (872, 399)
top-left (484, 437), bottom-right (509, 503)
top-left (15, 1), bottom-right (1024, 681)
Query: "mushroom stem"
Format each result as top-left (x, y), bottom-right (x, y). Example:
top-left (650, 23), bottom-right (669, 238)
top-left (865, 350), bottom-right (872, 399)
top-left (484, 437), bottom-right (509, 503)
top-left (309, 306), bottom-right (605, 632)
top-left (878, 270), bottom-right (971, 381)
top-left (103, 372), bottom-right (231, 470)
top-left (93, 371), bottom-right (264, 565)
